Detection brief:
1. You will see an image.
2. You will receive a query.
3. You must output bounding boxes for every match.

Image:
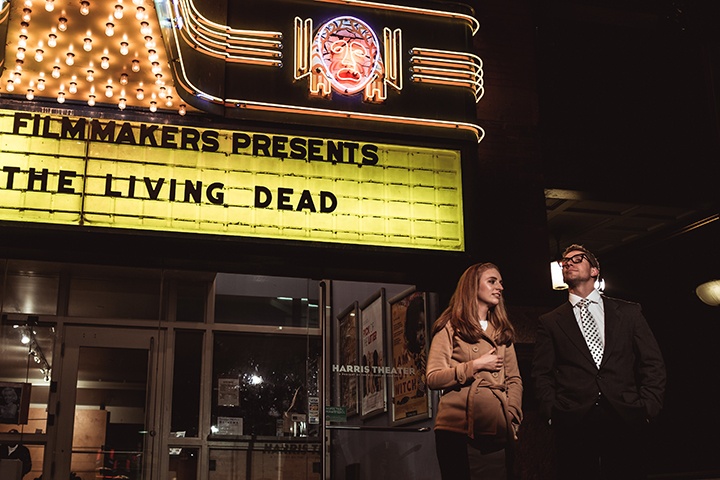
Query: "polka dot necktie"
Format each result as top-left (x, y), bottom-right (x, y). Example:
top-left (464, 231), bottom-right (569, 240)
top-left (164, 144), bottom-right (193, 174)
top-left (578, 298), bottom-right (603, 367)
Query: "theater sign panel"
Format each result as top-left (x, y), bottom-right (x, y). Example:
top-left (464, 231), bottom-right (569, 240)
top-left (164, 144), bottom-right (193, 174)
top-left (0, 110), bottom-right (464, 251)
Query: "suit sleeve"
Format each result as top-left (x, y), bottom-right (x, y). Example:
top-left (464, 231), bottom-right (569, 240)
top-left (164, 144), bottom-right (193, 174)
top-left (631, 305), bottom-right (666, 419)
top-left (531, 315), bottom-right (556, 421)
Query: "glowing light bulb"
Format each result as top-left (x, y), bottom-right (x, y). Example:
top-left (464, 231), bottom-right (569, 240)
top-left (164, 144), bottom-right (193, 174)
top-left (165, 96), bottom-right (173, 107)
top-left (120, 73), bottom-right (128, 85)
top-left (105, 22), bottom-right (115, 36)
top-left (37, 77), bottom-right (45, 91)
top-left (131, 59), bottom-right (140, 72)
top-left (105, 84), bottom-right (113, 97)
top-left (13, 71), bottom-right (21, 83)
top-left (21, 332), bottom-right (31, 344)
top-left (86, 69), bottom-right (94, 81)
top-left (135, 6), bottom-right (145, 21)
top-left (144, 36), bottom-right (154, 49)
top-left (23, 0), bottom-right (31, 7)
top-left (80, 0), bottom-right (89, 15)
top-left (57, 91), bottom-right (65, 103)
top-left (101, 56), bottom-right (110, 69)
top-left (34, 48), bottom-right (44, 62)
top-left (16, 48), bottom-right (26, 61)
top-left (159, 86), bottom-right (166, 98)
top-left (151, 62), bottom-right (161, 74)
top-left (69, 81), bottom-right (77, 94)
top-left (47, 33), bottom-right (57, 48)
top-left (155, 73), bottom-right (163, 85)
top-left (5, 80), bottom-right (14, 92)
top-left (15, 60), bottom-right (24, 72)
top-left (58, 17), bottom-right (68, 32)
top-left (179, 104), bottom-right (186, 116)
top-left (140, 22), bottom-right (151, 36)
top-left (83, 38), bottom-right (92, 52)
top-left (118, 98), bottom-right (127, 110)
top-left (45, 0), bottom-right (54, 12)
top-left (120, 41), bottom-right (129, 55)
top-left (18, 35), bottom-right (28, 49)
top-left (148, 49), bottom-right (158, 62)
top-left (65, 52), bottom-right (75, 66)
top-left (88, 94), bottom-right (96, 106)
top-left (136, 88), bottom-right (144, 100)
top-left (52, 66), bottom-right (60, 78)
top-left (22, 9), bottom-right (32, 22)
top-left (114, 4), bottom-right (123, 19)
top-left (149, 101), bottom-right (157, 112)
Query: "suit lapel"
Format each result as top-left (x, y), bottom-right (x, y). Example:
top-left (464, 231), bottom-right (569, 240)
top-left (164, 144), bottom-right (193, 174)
top-left (554, 302), bottom-right (597, 368)
top-left (600, 297), bottom-right (618, 366)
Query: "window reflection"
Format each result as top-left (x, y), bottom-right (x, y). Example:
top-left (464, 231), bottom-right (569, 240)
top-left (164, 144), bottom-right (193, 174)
top-left (211, 333), bottom-right (320, 437)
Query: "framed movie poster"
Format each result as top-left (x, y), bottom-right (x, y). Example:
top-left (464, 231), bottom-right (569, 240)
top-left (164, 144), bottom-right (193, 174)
top-left (359, 289), bottom-right (387, 419)
top-left (388, 288), bottom-right (431, 425)
top-left (335, 301), bottom-right (360, 418)
top-left (0, 382), bottom-right (31, 424)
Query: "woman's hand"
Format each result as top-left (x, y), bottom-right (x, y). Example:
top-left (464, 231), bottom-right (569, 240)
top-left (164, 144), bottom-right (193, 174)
top-left (473, 348), bottom-right (503, 372)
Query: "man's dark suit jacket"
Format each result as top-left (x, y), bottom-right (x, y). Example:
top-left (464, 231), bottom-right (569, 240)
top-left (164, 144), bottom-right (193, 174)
top-left (532, 296), bottom-right (666, 428)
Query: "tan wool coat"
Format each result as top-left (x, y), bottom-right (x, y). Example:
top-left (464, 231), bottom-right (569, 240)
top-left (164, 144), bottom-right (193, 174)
top-left (426, 322), bottom-right (523, 441)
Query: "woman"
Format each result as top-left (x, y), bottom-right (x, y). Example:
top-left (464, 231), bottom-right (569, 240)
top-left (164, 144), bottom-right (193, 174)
top-left (427, 263), bottom-right (523, 480)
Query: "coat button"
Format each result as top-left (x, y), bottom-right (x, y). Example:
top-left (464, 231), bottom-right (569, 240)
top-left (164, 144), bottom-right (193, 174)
top-left (472, 346), bottom-right (478, 352)
top-left (492, 372), bottom-right (498, 377)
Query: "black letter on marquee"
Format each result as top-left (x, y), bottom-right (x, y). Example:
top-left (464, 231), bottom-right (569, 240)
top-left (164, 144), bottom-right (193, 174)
top-left (233, 133), bottom-right (251, 153)
top-left (184, 180), bottom-right (202, 203)
top-left (105, 174), bottom-right (122, 197)
top-left (296, 190), bottom-right (317, 212)
top-left (12, 112), bottom-right (32, 135)
top-left (254, 186), bottom-right (272, 208)
top-left (61, 117), bottom-right (86, 140)
top-left (3, 166), bottom-right (21, 188)
top-left (277, 187), bottom-right (293, 210)
top-left (320, 191), bottom-right (337, 213)
top-left (361, 144), bottom-right (379, 165)
top-left (28, 168), bottom-right (49, 191)
top-left (206, 182), bottom-right (224, 205)
top-left (58, 170), bottom-right (77, 194)
top-left (144, 177), bottom-right (165, 200)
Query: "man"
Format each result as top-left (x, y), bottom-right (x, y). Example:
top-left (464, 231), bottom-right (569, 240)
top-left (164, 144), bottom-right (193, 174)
top-left (1, 429), bottom-right (32, 478)
top-left (532, 244), bottom-right (666, 480)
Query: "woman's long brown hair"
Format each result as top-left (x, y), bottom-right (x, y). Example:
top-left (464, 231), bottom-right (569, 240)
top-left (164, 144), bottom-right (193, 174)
top-left (431, 262), bottom-right (515, 345)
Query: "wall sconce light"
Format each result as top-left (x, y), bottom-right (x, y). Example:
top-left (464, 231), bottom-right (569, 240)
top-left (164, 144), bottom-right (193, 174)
top-left (551, 261), bottom-right (568, 290)
top-left (696, 280), bottom-right (720, 307)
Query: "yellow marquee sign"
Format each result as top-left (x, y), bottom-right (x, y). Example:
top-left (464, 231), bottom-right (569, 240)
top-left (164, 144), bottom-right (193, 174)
top-left (0, 109), bottom-right (464, 251)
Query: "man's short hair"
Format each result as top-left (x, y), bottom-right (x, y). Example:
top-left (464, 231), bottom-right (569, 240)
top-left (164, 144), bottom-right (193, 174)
top-left (562, 243), bottom-right (600, 270)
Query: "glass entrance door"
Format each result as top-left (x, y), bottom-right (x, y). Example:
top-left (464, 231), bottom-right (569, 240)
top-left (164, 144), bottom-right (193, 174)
top-left (53, 327), bottom-right (162, 480)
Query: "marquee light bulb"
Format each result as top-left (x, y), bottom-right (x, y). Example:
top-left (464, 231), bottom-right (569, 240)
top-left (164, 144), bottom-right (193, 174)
top-left (47, 33), bottom-right (57, 48)
top-left (106, 22), bottom-right (115, 36)
top-left (118, 98), bottom-right (126, 110)
top-left (16, 48), bottom-right (26, 61)
top-left (136, 88), bottom-right (144, 100)
top-left (58, 17), bottom-right (68, 32)
top-left (165, 95), bottom-right (173, 107)
top-left (34, 48), bottom-right (44, 62)
top-left (26, 88), bottom-right (34, 100)
top-left (151, 62), bottom-right (161, 74)
top-left (154, 73), bottom-right (163, 85)
top-left (45, 0), bottom-right (54, 12)
top-left (179, 104), bottom-right (187, 116)
top-left (65, 52), bottom-right (75, 66)
top-left (18, 35), bottom-right (28, 49)
top-left (57, 91), bottom-right (65, 103)
top-left (5, 80), bottom-right (14, 92)
top-left (22, 9), bottom-right (32, 22)
top-left (86, 69), bottom-right (94, 82)
top-left (101, 56), bottom-right (110, 69)
top-left (80, 1), bottom-right (90, 15)
top-left (83, 38), bottom-right (92, 51)
top-left (37, 77), bottom-right (46, 90)
top-left (149, 101), bottom-right (157, 112)
top-left (52, 65), bottom-right (61, 78)
top-left (105, 84), bottom-right (113, 97)
top-left (120, 73), bottom-right (128, 85)
top-left (131, 59), bottom-right (140, 72)
top-left (88, 94), bottom-right (96, 106)
top-left (120, 41), bottom-right (129, 55)
top-left (135, 6), bottom-right (145, 21)
top-left (148, 49), bottom-right (158, 62)
top-left (114, 4), bottom-right (124, 19)
top-left (140, 22), bottom-right (151, 36)
top-left (13, 71), bottom-right (22, 83)
top-left (69, 81), bottom-right (77, 94)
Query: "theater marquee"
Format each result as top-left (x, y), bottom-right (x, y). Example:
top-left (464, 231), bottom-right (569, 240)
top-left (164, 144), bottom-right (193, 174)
top-left (0, 110), bottom-right (465, 251)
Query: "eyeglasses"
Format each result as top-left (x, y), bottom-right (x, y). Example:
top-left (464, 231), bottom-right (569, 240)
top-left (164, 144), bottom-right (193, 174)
top-left (558, 253), bottom-right (588, 267)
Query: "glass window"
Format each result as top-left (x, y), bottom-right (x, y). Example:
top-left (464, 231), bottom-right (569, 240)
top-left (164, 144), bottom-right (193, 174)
top-left (171, 330), bottom-right (203, 437)
top-left (211, 333), bottom-right (320, 437)
top-left (67, 265), bottom-right (161, 319)
top-left (175, 282), bottom-right (207, 323)
top-left (214, 274), bottom-right (319, 327)
top-left (169, 447), bottom-right (199, 480)
top-left (1, 260), bottom-right (59, 315)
